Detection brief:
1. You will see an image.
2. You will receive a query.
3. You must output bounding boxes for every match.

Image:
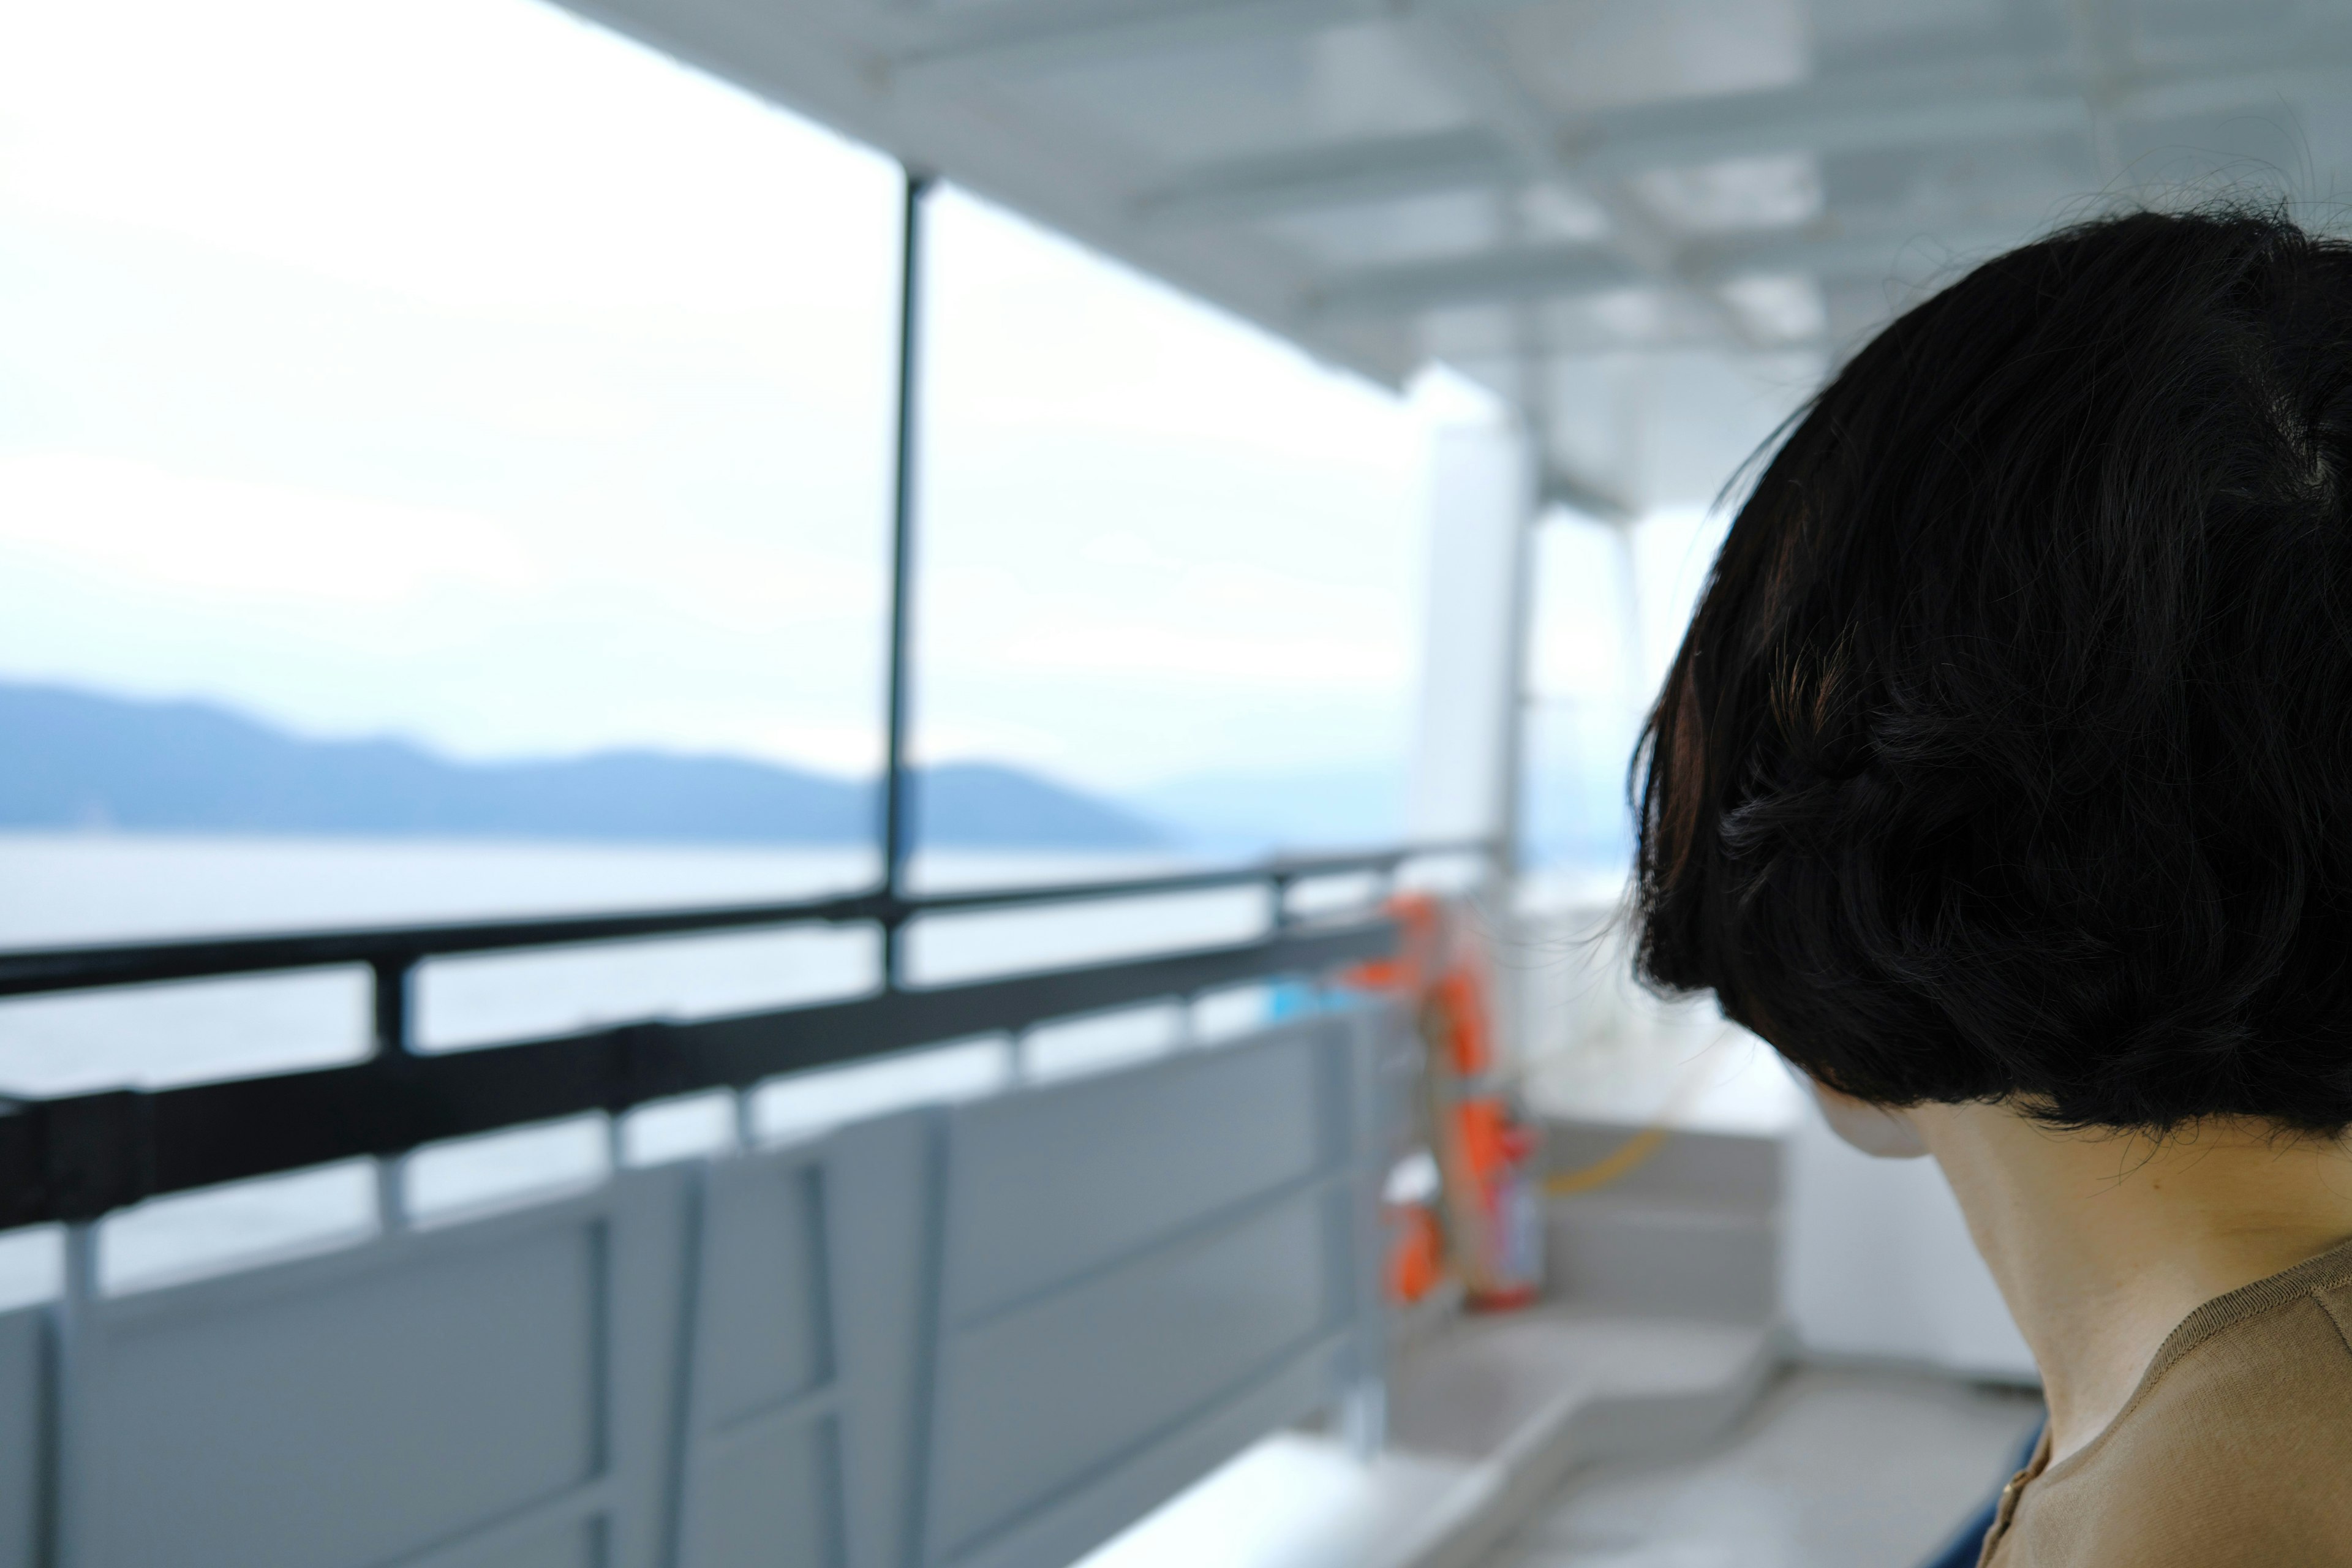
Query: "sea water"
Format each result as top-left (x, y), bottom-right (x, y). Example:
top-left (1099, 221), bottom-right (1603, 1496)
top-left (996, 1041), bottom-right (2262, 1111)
top-left (0, 832), bottom-right (1291, 1299)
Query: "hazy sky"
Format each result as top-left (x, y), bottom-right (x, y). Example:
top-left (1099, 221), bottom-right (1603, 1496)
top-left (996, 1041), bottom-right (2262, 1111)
top-left (0, 0), bottom-right (1491, 792)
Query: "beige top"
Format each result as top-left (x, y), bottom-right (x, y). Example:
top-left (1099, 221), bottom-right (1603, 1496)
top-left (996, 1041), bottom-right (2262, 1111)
top-left (1982, 1235), bottom-right (2352, 1566)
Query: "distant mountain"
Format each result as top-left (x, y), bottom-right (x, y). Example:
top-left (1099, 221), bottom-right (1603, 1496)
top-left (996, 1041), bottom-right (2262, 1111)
top-left (1127, 764), bottom-right (1406, 857)
top-left (0, 683), bottom-right (1166, 850)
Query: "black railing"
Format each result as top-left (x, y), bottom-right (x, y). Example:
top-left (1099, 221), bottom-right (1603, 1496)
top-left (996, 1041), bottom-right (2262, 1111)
top-left (0, 842), bottom-right (1486, 1228)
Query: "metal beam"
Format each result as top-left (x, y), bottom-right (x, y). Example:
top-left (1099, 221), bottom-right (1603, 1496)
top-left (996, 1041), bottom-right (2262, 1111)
top-left (896, 0), bottom-right (1389, 79)
top-left (1137, 77), bottom-right (2077, 230)
top-left (892, 0), bottom-right (1550, 79)
top-left (1569, 68), bottom-right (2086, 181)
top-left (1538, 466), bottom-right (1634, 525)
top-left (1306, 243), bottom-right (1637, 319)
top-left (1136, 48), bottom-right (2352, 229)
top-left (1303, 211), bottom-right (2042, 320)
top-left (900, 0), bottom-right (2352, 105)
top-left (1688, 216), bottom-right (2037, 288)
top-left (1135, 129), bottom-right (1513, 227)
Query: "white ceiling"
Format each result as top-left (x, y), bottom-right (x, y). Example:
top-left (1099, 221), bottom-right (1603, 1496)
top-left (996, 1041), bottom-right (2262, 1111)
top-left (559, 0), bottom-right (2352, 510)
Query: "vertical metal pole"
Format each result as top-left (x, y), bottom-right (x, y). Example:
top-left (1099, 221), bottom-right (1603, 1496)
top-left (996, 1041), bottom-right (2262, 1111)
top-left (53, 1218), bottom-right (99, 1568)
top-left (880, 167), bottom-right (933, 991)
top-left (371, 957), bottom-right (412, 1230)
top-left (604, 1111), bottom-right (629, 1180)
top-left (60, 1220), bottom-right (97, 1311)
top-left (371, 956), bottom-right (412, 1058)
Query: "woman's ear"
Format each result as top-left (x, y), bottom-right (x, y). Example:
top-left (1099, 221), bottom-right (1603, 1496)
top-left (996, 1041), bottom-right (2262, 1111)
top-left (1807, 1076), bottom-right (1931, 1159)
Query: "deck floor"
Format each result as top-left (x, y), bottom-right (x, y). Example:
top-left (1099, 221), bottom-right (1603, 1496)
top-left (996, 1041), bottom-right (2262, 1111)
top-left (1476, 1365), bottom-right (2041, 1568)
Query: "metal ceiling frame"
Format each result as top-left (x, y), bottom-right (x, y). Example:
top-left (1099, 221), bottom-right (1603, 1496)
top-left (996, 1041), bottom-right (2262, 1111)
top-left (563, 0), bottom-right (2352, 393)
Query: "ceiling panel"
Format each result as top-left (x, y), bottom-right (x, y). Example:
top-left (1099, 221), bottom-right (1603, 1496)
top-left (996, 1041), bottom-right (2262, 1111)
top-left (1257, 188), bottom-right (1510, 268)
top-left (1001, 21), bottom-right (1477, 167)
top-left (1498, 0), bottom-right (1812, 118)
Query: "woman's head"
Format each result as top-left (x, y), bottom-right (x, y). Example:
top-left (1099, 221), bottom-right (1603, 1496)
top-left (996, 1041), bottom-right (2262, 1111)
top-left (1635, 206), bottom-right (2352, 1136)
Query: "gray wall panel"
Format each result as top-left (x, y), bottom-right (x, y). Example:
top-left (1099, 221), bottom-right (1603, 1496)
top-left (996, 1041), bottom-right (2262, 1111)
top-left (695, 1162), bottom-right (829, 1429)
top-left (602, 1164), bottom-right (698, 1568)
top-left (676, 1131), bottom-right (879, 1568)
top-left (61, 1166), bottom-right (692, 1568)
top-left (680, 1414), bottom-right (838, 1568)
top-left (18, 1006), bottom-right (1396, 1568)
top-left (0, 1306), bottom-right (44, 1568)
top-left (943, 1023), bottom-right (1333, 1322)
top-left (480, 1520), bottom-right (603, 1568)
top-left (927, 1189), bottom-right (1338, 1558)
top-left (91, 1229), bottom-right (599, 1568)
top-left (951, 1341), bottom-right (1344, 1568)
top-left (825, 1114), bottom-right (935, 1568)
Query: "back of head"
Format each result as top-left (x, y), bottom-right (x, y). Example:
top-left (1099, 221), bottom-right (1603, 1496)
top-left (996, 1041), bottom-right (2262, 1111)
top-left (1635, 206), bottom-right (2352, 1134)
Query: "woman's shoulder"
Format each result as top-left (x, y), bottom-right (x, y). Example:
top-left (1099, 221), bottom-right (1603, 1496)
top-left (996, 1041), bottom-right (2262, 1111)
top-left (1991, 1253), bottom-right (2352, 1567)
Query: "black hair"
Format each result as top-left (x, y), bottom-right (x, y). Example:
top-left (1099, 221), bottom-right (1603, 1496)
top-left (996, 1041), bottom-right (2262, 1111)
top-left (1632, 206), bottom-right (2352, 1134)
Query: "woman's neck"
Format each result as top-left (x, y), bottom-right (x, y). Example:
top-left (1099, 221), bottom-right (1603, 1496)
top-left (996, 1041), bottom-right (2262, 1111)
top-left (1912, 1102), bottom-right (2352, 1465)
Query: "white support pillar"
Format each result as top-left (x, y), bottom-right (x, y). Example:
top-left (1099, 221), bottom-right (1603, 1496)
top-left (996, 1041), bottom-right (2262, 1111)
top-left (1406, 419), bottom-right (1540, 895)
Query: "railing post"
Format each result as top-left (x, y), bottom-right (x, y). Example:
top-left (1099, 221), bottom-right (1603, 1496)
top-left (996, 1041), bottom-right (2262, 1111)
top-left (51, 1216), bottom-right (100, 1568)
top-left (60, 1215), bottom-right (97, 1309)
top-left (371, 956), bottom-right (412, 1058)
top-left (371, 957), bottom-right (413, 1231)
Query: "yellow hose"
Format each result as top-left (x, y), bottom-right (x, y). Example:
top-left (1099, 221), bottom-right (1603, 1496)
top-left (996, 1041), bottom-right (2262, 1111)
top-left (1544, 1123), bottom-right (1674, 1196)
top-left (1538, 1036), bottom-right (1732, 1198)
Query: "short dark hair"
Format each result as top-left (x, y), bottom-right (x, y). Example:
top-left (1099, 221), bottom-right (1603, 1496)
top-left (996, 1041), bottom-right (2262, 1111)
top-left (1633, 206), bottom-right (2352, 1134)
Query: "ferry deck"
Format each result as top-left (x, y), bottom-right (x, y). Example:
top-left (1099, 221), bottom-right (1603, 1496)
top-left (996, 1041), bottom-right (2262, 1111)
top-left (1, 1), bottom-right (2344, 1565)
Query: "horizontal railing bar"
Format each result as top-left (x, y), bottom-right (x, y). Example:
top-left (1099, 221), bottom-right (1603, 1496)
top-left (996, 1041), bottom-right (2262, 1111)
top-left (902, 842), bottom-right (1472, 914)
top-left (0, 888), bottom-right (886, 998)
top-left (0, 840), bottom-right (1485, 999)
top-left (0, 917), bottom-right (1395, 1227)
